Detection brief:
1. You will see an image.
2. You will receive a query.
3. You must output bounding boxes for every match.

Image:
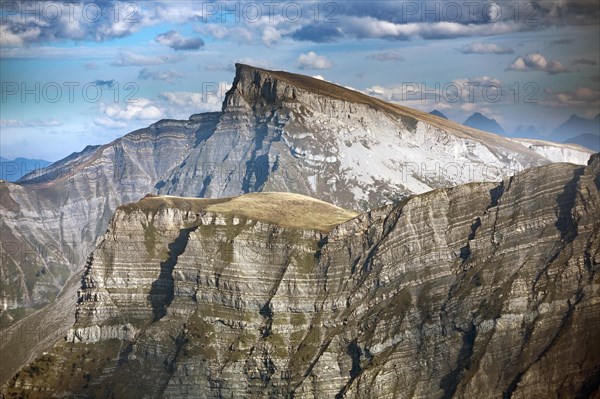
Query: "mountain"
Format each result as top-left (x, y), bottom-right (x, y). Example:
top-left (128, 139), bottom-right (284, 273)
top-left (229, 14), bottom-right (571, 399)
top-left (463, 112), bottom-right (506, 135)
top-left (0, 157), bottom-right (51, 182)
top-left (512, 124), bottom-right (540, 139)
top-left (551, 113), bottom-right (600, 142)
top-left (0, 64), bottom-right (593, 383)
top-left (564, 133), bottom-right (600, 152)
top-left (429, 109), bottom-right (448, 119)
top-left (4, 154), bottom-right (599, 398)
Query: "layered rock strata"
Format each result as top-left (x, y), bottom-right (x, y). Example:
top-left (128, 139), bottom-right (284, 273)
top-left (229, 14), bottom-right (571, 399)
top-left (4, 155), bottom-right (599, 398)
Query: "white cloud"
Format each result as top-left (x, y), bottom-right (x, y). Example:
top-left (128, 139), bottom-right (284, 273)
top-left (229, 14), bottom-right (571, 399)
top-left (459, 42), bottom-right (514, 54)
top-left (94, 82), bottom-right (231, 130)
top-left (261, 26), bottom-right (281, 47)
top-left (95, 98), bottom-right (163, 129)
top-left (159, 82), bottom-right (231, 117)
top-left (155, 30), bottom-right (204, 51)
top-left (296, 52), bottom-right (333, 70)
top-left (93, 117), bottom-right (128, 129)
top-left (343, 17), bottom-right (524, 40)
top-left (507, 52), bottom-right (569, 74)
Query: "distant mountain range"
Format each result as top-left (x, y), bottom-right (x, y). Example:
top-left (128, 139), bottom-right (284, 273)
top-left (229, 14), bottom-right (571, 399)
top-left (512, 124), bottom-right (540, 137)
top-left (428, 109), bottom-right (448, 119)
top-left (463, 112), bottom-right (506, 135)
top-left (0, 157), bottom-right (52, 182)
top-left (551, 113), bottom-right (600, 139)
top-left (552, 114), bottom-right (600, 152)
top-left (459, 112), bottom-right (599, 152)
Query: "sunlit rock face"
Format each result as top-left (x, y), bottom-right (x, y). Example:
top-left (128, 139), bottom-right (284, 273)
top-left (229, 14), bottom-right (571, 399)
top-left (5, 155), bottom-right (599, 398)
top-left (1, 64), bottom-right (592, 317)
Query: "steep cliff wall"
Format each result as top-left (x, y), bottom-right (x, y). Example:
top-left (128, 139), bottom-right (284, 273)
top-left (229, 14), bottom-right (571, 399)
top-left (4, 155), bottom-right (599, 398)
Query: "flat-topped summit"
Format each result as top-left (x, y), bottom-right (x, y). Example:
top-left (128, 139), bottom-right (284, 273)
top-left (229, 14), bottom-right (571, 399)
top-left (123, 192), bottom-right (359, 233)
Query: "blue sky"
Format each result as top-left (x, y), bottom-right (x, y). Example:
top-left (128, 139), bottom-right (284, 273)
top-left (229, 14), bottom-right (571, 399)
top-left (1, 0), bottom-right (598, 161)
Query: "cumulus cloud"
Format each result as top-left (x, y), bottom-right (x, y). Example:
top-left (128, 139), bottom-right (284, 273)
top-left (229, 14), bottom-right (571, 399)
top-left (459, 42), bottom-right (514, 54)
top-left (2, 0), bottom-right (598, 49)
top-left (94, 98), bottom-right (163, 128)
top-left (138, 68), bottom-right (183, 83)
top-left (155, 30), bottom-right (204, 51)
top-left (344, 17), bottom-right (526, 40)
top-left (87, 84), bottom-right (232, 127)
top-left (0, 1), bottom-right (212, 47)
top-left (507, 53), bottom-right (569, 74)
top-left (542, 86), bottom-right (600, 108)
top-left (296, 52), bottom-right (333, 70)
top-left (362, 75), bottom-right (512, 117)
top-left (368, 50), bottom-right (405, 62)
top-left (261, 26), bottom-right (281, 47)
top-left (0, 1), bottom-right (144, 47)
top-left (159, 83), bottom-right (231, 117)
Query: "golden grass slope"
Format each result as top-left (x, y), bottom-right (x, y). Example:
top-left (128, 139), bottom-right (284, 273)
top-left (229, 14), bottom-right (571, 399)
top-left (124, 192), bottom-right (360, 233)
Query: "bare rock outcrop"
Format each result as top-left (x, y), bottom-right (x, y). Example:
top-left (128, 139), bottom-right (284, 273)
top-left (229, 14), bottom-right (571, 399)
top-left (4, 155), bottom-right (599, 398)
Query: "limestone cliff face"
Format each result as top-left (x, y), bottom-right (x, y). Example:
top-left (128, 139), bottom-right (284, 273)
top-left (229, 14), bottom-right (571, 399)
top-left (1, 65), bottom-right (592, 317)
top-left (0, 64), bottom-right (594, 386)
top-left (4, 156), bottom-right (599, 398)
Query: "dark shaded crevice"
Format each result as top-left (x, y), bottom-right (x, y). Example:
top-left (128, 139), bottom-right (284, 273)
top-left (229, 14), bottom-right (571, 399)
top-left (193, 115), bottom-right (220, 147)
top-left (153, 327), bottom-right (189, 398)
top-left (488, 181), bottom-right (506, 209)
top-left (259, 251), bottom-right (293, 339)
top-left (334, 340), bottom-right (364, 399)
top-left (198, 175), bottom-right (212, 197)
top-left (241, 117), bottom-right (282, 193)
top-left (355, 206), bottom-right (404, 278)
top-left (148, 226), bottom-right (198, 322)
top-left (460, 217), bottom-right (482, 262)
top-left (555, 167), bottom-right (585, 242)
top-left (154, 180), bottom-right (166, 190)
top-left (575, 366), bottom-right (600, 399)
top-left (439, 323), bottom-right (477, 399)
top-left (259, 301), bottom-right (273, 338)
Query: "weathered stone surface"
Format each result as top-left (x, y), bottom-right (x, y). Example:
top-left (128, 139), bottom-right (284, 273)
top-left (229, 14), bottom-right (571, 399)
top-left (4, 155), bottom-right (599, 398)
top-left (1, 65), bottom-right (592, 318)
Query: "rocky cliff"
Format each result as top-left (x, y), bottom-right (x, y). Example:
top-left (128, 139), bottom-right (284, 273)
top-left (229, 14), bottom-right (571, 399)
top-left (0, 64), bottom-right (594, 385)
top-left (4, 154), bottom-right (599, 398)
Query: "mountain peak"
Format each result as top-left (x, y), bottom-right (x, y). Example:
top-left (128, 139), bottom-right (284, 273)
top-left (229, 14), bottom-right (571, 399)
top-left (429, 109), bottom-right (448, 119)
top-left (463, 112), bottom-right (506, 135)
top-left (224, 63), bottom-right (368, 111)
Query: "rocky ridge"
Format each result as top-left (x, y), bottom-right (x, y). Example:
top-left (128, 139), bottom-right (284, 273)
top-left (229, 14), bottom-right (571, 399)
top-left (4, 154), bottom-right (599, 398)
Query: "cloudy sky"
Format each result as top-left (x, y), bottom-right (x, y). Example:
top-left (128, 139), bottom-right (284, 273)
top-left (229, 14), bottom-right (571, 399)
top-left (1, 0), bottom-right (598, 161)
